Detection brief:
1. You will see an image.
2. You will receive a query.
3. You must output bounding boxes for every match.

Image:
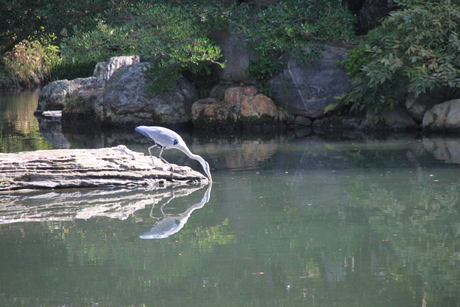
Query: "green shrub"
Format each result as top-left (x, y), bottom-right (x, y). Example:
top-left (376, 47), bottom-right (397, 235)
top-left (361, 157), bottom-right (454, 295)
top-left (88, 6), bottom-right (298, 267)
top-left (60, 3), bottom-right (225, 92)
top-left (339, 43), bottom-right (372, 78)
top-left (3, 38), bottom-right (59, 87)
top-left (49, 58), bottom-right (97, 81)
top-left (343, 0), bottom-right (460, 121)
top-left (230, 0), bottom-right (355, 81)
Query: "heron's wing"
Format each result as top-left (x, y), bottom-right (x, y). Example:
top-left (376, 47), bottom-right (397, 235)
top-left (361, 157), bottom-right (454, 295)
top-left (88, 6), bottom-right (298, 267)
top-left (136, 126), bottom-right (185, 148)
top-left (135, 127), bottom-right (155, 141)
top-left (156, 128), bottom-right (186, 148)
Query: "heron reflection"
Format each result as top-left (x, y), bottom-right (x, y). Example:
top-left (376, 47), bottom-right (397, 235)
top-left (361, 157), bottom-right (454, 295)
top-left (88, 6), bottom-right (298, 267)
top-left (139, 184), bottom-right (212, 239)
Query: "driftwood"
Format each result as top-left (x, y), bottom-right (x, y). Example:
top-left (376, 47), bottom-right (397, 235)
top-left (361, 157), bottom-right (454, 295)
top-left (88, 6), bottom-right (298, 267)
top-left (0, 145), bottom-right (209, 192)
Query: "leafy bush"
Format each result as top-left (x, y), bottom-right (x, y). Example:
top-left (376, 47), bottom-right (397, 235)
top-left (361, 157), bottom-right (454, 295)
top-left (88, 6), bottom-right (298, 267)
top-left (230, 0), bottom-right (355, 81)
top-left (3, 38), bottom-right (59, 87)
top-left (59, 3), bottom-right (226, 92)
top-left (48, 58), bottom-right (98, 81)
top-left (343, 0), bottom-right (460, 120)
top-left (339, 43), bottom-right (372, 79)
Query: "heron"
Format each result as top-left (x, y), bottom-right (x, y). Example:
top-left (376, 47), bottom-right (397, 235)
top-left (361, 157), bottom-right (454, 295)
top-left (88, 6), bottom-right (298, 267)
top-left (135, 126), bottom-right (212, 182)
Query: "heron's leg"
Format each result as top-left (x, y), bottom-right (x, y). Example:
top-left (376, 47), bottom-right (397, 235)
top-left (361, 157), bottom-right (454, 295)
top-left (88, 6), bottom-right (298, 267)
top-left (158, 147), bottom-right (174, 171)
top-left (147, 144), bottom-right (158, 166)
top-left (159, 194), bottom-right (176, 216)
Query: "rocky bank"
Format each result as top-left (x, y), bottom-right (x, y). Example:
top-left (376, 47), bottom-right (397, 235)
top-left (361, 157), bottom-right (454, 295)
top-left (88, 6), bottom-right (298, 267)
top-left (36, 34), bottom-right (460, 132)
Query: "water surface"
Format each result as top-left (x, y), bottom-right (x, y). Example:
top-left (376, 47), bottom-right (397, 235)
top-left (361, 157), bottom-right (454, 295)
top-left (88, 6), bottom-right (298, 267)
top-left (0, 91), bottom-right (460, 306)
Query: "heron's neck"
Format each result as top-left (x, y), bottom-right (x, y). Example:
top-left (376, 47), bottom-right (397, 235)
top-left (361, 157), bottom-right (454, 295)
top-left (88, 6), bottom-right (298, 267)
top-left (181, 145), bottom-right (202, 161)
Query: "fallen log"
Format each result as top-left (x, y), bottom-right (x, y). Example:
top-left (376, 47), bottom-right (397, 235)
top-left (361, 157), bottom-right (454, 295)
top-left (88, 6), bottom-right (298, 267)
top-left (0, 145), bottom-right (209, 192)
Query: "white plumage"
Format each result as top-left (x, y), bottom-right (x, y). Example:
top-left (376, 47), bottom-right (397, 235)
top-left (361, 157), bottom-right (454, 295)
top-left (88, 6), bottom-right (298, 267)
top-left (135, 126), bottom-right (212, 181)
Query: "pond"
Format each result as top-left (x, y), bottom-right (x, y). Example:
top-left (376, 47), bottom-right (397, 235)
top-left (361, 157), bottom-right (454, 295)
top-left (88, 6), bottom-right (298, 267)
top-left (1, 90), bottom-right (460, 306)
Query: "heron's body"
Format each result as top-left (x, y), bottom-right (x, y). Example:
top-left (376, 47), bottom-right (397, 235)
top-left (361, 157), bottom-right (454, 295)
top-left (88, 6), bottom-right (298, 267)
top-left (135, 126), bottom-right (212, 182)
top-left (136, 126), bottom-right (183, 149)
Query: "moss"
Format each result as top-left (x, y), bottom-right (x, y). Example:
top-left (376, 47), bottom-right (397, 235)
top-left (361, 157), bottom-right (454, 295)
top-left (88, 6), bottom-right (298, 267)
top-left (240, 114), bottom-right (275, 125)
top-left (193, 114), bottom-right (238, 130)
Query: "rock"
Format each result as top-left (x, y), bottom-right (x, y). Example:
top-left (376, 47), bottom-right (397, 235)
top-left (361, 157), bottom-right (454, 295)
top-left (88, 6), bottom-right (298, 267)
top-left (38, 56), bottom-right (141, 112)
top-left (312, 117), bottom-right (361, 134)
top-left (192, 86), bottom-right (287, 130)
top-left (41, 110), bottom-right (62, 120)
top-left (94, 55), bottom-right (141, 87)
top-left (62, 88), bottom-right (104, 120)
top-left (422, 99), bottom-right (460, 131)
top-left (241, 93), bottom-right (277, 117)
top-left (210, 30), bottom-right (255, 84)
top-left (381, 107), bottom-right (420, 129)
top-left (0, 145), bottom-right (208, 192)
top-left (293, 116), bottom-right (312, 127)
top-left (405, 88), bottom-right (449, 123)
top-left (358, 0), bottom-right (394, 32)
top-left (37, 77), bottom-right (99, 110)
top-left (269, 46), bottom-right (351, 119)
top-left (99, 62), bottom-right (196, 127)
top-left (360, 106), bottom-right (419, 130)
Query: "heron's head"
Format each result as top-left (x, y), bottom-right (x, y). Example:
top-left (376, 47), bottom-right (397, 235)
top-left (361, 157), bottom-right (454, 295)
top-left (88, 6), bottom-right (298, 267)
top-left (188, 152), bottom-right (212, 183)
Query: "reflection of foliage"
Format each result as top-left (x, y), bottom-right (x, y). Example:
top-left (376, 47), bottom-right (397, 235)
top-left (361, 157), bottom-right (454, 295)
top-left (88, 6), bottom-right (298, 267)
top-left (0, 91), bottom-right (52, 152)
top-left (175, 218), bottom-right (237, 253)
top-left (5, 139), bottom-right (460, 305)
top-left (346, 169), bottom-right (460, 298)
top-left (0, 122), bottom-right (52, 153)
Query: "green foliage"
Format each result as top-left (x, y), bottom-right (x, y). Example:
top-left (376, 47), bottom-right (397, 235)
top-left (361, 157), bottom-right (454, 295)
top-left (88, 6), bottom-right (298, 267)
top-left (339, 43), bottom-right (372, 78)
top-left (48, 58), bottom-right (97, 81)
top-left (59, 23), bottom-right (137, 63)
top-left (246, 56), bottom-right (286, 82)
top-left (138, 4), bottom-right (224, 91)
top-left (230, 0), bottom-right (355, 81)
top-left (3, 38), bottom-right (60, 86)
top-left (344, 0), bottom-right (460, 121)
top-left (0, 0), bottom-right (124, 87)
top-left (60, 3), bottom-right (225, 92)
top-left (0, 0), bottom-right (120, 54)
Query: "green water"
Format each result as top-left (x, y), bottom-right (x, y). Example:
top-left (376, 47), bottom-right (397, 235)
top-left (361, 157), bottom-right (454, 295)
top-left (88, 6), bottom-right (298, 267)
top-left (1, 91), bottom-right (460, 306)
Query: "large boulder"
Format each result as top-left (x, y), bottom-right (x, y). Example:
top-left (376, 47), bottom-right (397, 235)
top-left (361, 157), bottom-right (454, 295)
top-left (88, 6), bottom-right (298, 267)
top-left (192, 86), bottom-right (287, 130)
top-left (62, 88), bottom-right (104, 121)
top-left (38, 56), bottom-right (141, 112)
top-left (269, 46), bottom-right (351, 119)
top-left (98, 62), bottom-right (197, 127)
top-left (210, 30), bottom-right (255, 84)
top-left (360, 106), bottom-right (419, 130)
top-left (357, 0), bottom-right (394, 32)
top-left (422, 99), bottom-right (460, 131)
top-left (37, 77), bottom-right (100, 111)
top-left (94, 55), bottom-right (141, 87)
top-left (405, 87), bottom-right (456, 123)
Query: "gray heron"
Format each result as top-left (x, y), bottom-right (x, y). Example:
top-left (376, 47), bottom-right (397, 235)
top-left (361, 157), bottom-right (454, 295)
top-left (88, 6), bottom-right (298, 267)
top-left (135, 126), bottom-right (212, 182)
